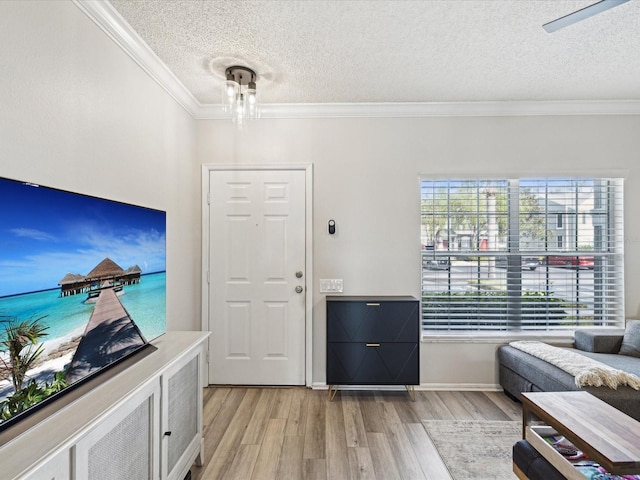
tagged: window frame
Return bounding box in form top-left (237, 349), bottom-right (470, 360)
top-left (420, 177), bottom-right (624, 335)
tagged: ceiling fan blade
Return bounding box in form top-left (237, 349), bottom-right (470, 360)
top-left (543, 0), bottom-right (631, 33)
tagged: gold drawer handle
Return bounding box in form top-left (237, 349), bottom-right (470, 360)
top-left (366, 303), bottom-right (380, 306)
top-left (366, 343), bottom-right (380, 347)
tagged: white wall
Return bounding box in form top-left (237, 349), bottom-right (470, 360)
top-left (198, 115), bottom-right (640, 387)
top-left (0, 2), bottom-right (200, 331)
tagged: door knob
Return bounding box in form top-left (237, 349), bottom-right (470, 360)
top-left (295, 271), bottom-right (303, 278)
top-left (295, 285), bottom-right (304, 294)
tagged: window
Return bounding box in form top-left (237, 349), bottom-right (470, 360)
top-left (420, 178), bottom-right (624, 332)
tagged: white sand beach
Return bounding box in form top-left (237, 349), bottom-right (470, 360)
top-left (40, 327), bottom-right (85, 358)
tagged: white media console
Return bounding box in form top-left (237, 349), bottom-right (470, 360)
top-left (0, 331), bottom-right (209, 480)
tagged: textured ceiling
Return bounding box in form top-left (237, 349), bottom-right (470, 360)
top-left (108, 0), bottom-right (640, 105)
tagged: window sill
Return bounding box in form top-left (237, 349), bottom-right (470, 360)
top-left (421, 330), bottom-right (576, 344)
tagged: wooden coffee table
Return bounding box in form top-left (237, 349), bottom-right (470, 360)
top-left (521, 391), bottom-right (640, 478)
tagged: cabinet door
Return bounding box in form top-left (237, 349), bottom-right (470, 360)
top-left (327, 300), bottom-right (418, 342)
top-left (161, 351), bottom-right (203, 480)
top-left (327, 342), bottom-right (419, 384)
top-left (22, 450), bottom-right (70, 480)
top-left (73, 380), bottom-right (161, 480)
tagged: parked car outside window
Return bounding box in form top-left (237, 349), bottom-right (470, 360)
top-left (546, 255), bottom-right (594, 269)
top-left (423, 257), bottom-right (451, 270)
top-left (422, 245), bottom-right (451, 270)
top-left (495, 256), bottom-right (540, 270)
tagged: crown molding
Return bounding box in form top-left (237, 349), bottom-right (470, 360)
top-left (76, 1), bottom-right (640, 120)
top-left (73, 0), bottom-right (201, 115)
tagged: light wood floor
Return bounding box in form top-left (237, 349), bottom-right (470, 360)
top-left (190, 387), bottom-right (522, 480)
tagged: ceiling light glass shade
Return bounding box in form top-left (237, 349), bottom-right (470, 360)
top-left (246, 81), bottom-right (259, 120)
top-left (223, 76), bottom-right (239, 112)
top-left (223, 66), bottom-right (259, 126)
top-left (233, 93), bottom-right (246, 128)
top-left (247, 102), bottom-right (259, 121)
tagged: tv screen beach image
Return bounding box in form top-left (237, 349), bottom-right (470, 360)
top-left (0, 177), bottom-right (166, 429)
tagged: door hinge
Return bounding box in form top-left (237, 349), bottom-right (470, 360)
top-left (207, 192), bottom-right (211, 205)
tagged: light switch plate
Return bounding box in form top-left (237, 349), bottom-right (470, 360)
top-left (320, 279), bottom-right (343, 293)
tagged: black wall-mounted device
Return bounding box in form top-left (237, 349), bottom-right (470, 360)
top-left (328, 219), bottom-right (336, 235)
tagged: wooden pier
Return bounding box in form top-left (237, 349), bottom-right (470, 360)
top-left (65, 287), bottom-right (147, 383)
top-left (89, 288), bottom-right (131, 328)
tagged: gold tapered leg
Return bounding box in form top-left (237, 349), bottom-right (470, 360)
top-left (328, 385), bottom-right (338, 401)
top-left (405, 385), bottom-right (416, 402)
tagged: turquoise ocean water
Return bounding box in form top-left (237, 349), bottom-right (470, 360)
top-left (0, 272), bottom-right (166, 344)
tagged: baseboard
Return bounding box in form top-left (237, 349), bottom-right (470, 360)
top-left (418, 383), bottom-right (503, 391)
top-left (311, 382), bottom-right (502, 391)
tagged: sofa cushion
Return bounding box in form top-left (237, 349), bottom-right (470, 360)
top-left (620, 320), bottom-right (640, 358)
top-left (567, 350), bottom-right (640, 377)
top-left (498, 346), bottom-right (579, 393)
top-left (574, 328), bottom-right (624, 353)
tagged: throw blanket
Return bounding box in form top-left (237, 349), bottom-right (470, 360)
top-left (509, 340), bottom-right (640, 390)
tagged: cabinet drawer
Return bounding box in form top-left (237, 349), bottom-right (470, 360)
top-left (326, 299), bottom-right (418, 342)
top-left (327, 342), bottom-right (419, 385)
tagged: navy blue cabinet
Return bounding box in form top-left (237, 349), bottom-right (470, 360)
top-left (326, 296), bottom-right (419, 398)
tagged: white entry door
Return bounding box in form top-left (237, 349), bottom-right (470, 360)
top-left (207, 168), bottom-right (307, 385)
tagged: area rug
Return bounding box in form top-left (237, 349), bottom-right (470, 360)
top-left (421, 420), bottom-right (521, 480)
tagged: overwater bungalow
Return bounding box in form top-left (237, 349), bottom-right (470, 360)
top-left (58, 273), bottom-right (90, 297)
top-left (84, 257), bottom-right (126, 302)
top-left (122, 265), bottom-right (142, 285)
top-left (58, 257), bottom-right (142, 300)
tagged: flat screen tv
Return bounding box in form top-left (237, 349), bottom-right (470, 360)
top-left (0, 176), bottom-right (166, 436)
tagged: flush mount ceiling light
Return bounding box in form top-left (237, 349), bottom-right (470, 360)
top-left (222, 65), bottom-right (259, 127)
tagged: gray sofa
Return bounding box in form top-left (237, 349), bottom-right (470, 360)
top-left (498, 326), bottom-right (640, 421)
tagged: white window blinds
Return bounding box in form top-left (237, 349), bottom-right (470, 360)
top-left (420, 178), bottom-right (624, 332)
